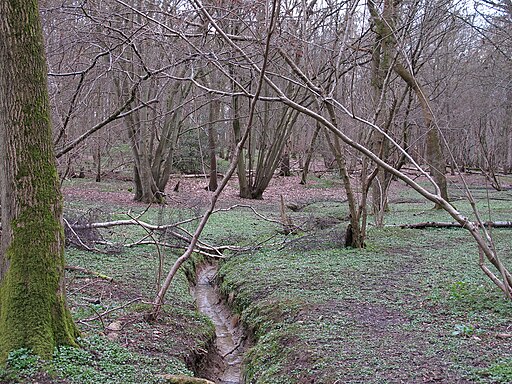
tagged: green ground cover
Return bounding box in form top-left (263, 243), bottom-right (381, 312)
top-left (1, 192), bottom-right (214, 383)
top-left (1, 174), bottom-right (511, 383)
top-left (208, 181), bottom-right (512, 383)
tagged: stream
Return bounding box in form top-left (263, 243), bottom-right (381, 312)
top-left (192, 263), bottom-right (246, 384)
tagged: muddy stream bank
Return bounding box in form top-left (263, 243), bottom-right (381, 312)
top-left (191, 263), bottom-right (247, 384)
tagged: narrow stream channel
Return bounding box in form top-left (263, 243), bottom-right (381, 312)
top-left (193, 263), bottom-right (246, 384)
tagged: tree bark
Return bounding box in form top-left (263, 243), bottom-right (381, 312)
top-left (368, 0), bottom-right (394, 225)
top-left (393, 63), bottom-right (448, 205)
top-left (232, 87), bottom-right (250, 198)
top-left (207, 97), bottom-right (220, 191)
top-left (300, 122), bottom-right (321, 184)
top-left (324, 131), bottom-right (365, 248)
top-left (506, 88), bottom-right (512, 173)
top-left (0, 0), bottom-right (79, 360)
top-left (398, 221), bottom-right (512, 229)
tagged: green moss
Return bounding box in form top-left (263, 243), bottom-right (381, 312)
top-left (0, 203), bottom-right (79, 361)
top-left (0, 2), bottom-right (79, 357)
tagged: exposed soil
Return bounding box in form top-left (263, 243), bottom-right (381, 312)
top-left (62, 173), bottom-right (348, 210)
top-left (62, 171), bottom-right (511, 212)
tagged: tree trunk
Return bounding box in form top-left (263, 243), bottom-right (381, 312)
top-left (232, 90), bottom-right (250, 198)
top-left (325, 132), bottom-right (364, 248)
top-left (207, 97), bottom-right (220, 191)
top-left (153, 72), bottom-right (192, 192)
top-left (0, 0), bottom-right (79, 360)
top-left (94, 139), bottom-right (101, 182)
top-left (126, 109), bottom-right (162, 203)
top-left (248, 105), bottom-right (300, 199)
top-left (506, 89), bottom-right (512, 174)
top-left (507, 134), bottom-right (512, 174)
top-left (394, 63), bottom-right (448, 205)
top-left (279, 152), bottom-right (291, 177)
top-left (300, 122), bottom-right (321, 184)
top-left (369, 2), bottom-right (392, 226)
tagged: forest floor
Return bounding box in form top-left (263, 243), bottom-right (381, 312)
top-left (1, 171), bottom-right (512, 383)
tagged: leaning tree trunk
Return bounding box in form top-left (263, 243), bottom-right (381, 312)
top-left (369, 0), bottom-right (448, 206)
top-left (393, 63), bottom-right (448, 205)
top-left (0, 0), bottom-right (79, 360)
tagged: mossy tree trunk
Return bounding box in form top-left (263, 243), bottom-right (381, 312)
top-left (0, 0), bottom-right (79, 361)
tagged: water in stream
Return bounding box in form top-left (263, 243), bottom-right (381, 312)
top-left (193, 263), bottom-right (246, 384)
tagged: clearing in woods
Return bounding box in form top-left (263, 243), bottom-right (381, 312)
top-left (1, 172), bottom-right (512, 383)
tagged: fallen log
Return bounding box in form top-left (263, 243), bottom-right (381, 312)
top-left (65, 265), bottom-right (113, 281)
top-left (157, 375), bottom-right (215, 384)
top-left (397, 221), bottom-right (512, 229)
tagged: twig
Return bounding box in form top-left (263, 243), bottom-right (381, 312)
top-left (89, 305), bottom-right (106, 330)
top-left (126, 211), bottom-right (164, 291)
top-left (78, 297), bottom-right (143, 323)
top-left (63, 217), bottom-right (103, 253)
top-left (124, 240), bottom-right (227, 258)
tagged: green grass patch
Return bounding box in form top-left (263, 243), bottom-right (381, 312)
top-left (0, 336), bottom-right (192, 384)
top-left (477, 359), bottom-right (512, 383)
top-left (216, 192), bottom-right (512, 383)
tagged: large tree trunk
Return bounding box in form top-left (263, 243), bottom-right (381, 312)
top-left (324, 132), bottom-right (365, 248)
top-left (0, 0), bottom-right (79, 360)
top-left (126, 104), bottom-right (162, 204)
top-left (324, 103), bottom-right (366, 248)
top-left (369, 0), bottom-right (394, 225)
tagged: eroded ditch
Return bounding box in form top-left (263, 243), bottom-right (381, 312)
top-left (191, 262), bottom-right (247, 384)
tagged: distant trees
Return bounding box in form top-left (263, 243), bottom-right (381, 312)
top-left (39, 0), bottom-right (510, 202)
top-left (0, 0), bottom-right (79, 360)
top-left (465, 0), bottom-right (512, 183)
top-left (40, 0), bottom-right (511, 191)
top-left (37, 0), bottom-right (511, 255)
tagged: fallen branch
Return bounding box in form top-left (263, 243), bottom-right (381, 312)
top-left (72, 203), bottom-right (283, 231)
top-left (69, 203), bottom-right (282, 258)
top-left (63, 217), bottom-right (105, 253)
top-left (78, 297), bottom-right (143, 323)
top-left (65, 265), bottom-right (114, 281)
top-left (496, 333), bottom-right (512, 339)
top-left (96, 238), bottom-right (249, 258)
top-left (397, 221), bottom-right (512, 229)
